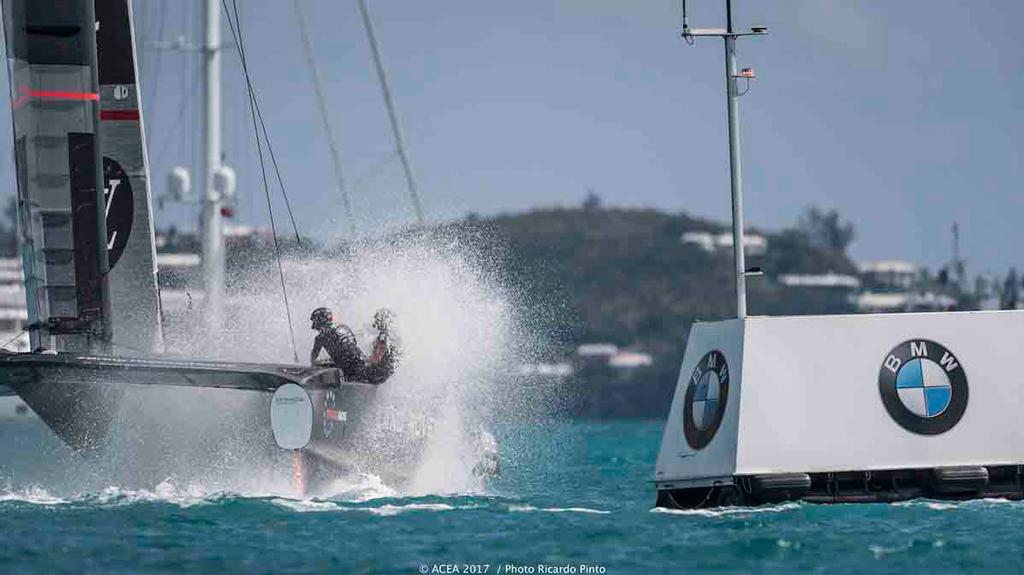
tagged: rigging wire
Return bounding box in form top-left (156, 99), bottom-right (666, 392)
top-left (0, 330), bottom-right (25, 351)
top-left (221, 0), bottom-right (300, 363)
top-left (251, 102), bottom-right (302, 244)
top-left (220, 4), bottom-right (302, 244)
top-left (356, 0), bottom-right (425, 224)
top-left (292, 0), bottom-right (356, 236)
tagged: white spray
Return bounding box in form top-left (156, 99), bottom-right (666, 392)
top-left (152, 233), bottom-right (530, 497)
top-left (0, 232), bottom-right (558, 501)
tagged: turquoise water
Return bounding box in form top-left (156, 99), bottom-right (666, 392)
top-left (1, 418), bottom-right (1022, 574)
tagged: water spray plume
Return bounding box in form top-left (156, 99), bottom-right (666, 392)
top-left (1, 231), bottom-right (566, 502)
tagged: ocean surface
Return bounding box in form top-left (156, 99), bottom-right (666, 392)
top-left (0, 416), bottom-right (1021, 574)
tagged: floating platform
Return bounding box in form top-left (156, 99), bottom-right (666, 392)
top-left (655, 310), bottom-right (1024, 508)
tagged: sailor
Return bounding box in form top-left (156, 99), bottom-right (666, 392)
top-left (309, 307), bottom-right (366, 380)
top-left (309, 307), bottom-right (400, 385)
top-left (362, 308), bottom-right (401, 385)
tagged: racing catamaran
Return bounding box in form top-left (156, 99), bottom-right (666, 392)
top-left (0, 0), bottom-right (368, 489)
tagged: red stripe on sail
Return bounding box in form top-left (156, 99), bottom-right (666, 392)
top-left (13, 87), bottom-right (100, 108)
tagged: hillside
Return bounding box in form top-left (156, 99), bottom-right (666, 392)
top-left (430, 204), bottom-right (858, 416)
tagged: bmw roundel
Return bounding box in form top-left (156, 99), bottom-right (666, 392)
top-left (683, 350), bottom-right (730, 450)
top-left (878, 339), bottom-right (968, 435)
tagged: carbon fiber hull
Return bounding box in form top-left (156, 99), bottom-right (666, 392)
top-left (0, 352), bottom-right (377, 459)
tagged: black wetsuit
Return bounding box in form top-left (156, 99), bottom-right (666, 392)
top-left (310, 323), bottom-right (366, 380)
top-left (311, 323), bottom-right (400, 385)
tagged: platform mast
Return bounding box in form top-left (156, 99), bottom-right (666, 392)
top-left (682, 0), bottom-right (766, 318)
top-left (199, 0), bottom-right (228, 329)
top-left (155, 0), bottom-right (232, 330)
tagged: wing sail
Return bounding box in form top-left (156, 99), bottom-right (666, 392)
top-left (95, 0), bottom-right (163, 354)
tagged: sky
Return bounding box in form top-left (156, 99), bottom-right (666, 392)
top-left (1, 0), bottom-right (1022, 274)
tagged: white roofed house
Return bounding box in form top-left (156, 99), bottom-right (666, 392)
top-left (576, 343), bottom-right (619, 358)
top-left (854, 291), bottom-right (958, 314)
top-left (777, 272), bottom-right (861, 290)
top-left (767, 271), bottom-right (861, 315)
top-left (855, 260), bottom-right (959, 314)
top-left (608, 351), bottom-right (654, 369)
top-left (680, 230), bottom-right (768, 257)
top-left (858, 260), bottom-right (919, 291)
top-left (576, 343), bottom-right (655, 370)
top-left (576, 342), bottom-right (619, 369)
top-left (516, 362), bottom-right (574, 377)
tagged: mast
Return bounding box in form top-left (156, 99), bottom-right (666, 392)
top-left (681, 0), bottom-right (766, 319)
top-left (952, 222), bottom-right (964, 290)
top-left (200, 0), bottom-right (225, 328)
top-left (152, 0), bottom-right (233, 331)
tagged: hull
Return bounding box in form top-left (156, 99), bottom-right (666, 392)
top-left (0, 352), bottom-right (378, 464)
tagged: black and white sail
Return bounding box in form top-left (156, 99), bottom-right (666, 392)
top-left (3, 0), bottom-right (112, 353)
top-left (0, 1), bottom-right (376, 474)
top-left (2, 0), bottom-right (162, 354)
top-left (95, 0), bottom-right (162, 354)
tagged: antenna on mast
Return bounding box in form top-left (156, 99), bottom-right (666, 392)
top-left (952, 222), bottom-right (965, 289)
top-left (680, 0), bottom-right (767, 319)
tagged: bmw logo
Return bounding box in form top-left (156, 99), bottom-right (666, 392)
top-left (878, 339), bottom-right (968, 435)
top-left (683, 350), bottom-right (730, 450)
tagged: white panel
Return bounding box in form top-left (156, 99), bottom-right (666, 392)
top-left (270, 383), bottom-right (313, 450)
top-left (655, 319), bottom-right (744, 483)
top-left (734, 310), bottom-right (1024, 474)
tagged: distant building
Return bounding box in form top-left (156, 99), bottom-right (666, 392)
top-left (855, 291), bottom-right (957, 314)
top-left (778, 272), bottom-right (861, 289)
top-left (0, 258), bottom-right (28, 351)
top-left (859, 260), bottom-right (918, 291)
top-left (516, 362), bottom-right (574, 377)
top-left (576, 343), bottom-right (619, 358)
top-left (681, 231), bottom-right (767, 256)
top-left (608, 351), bottom-right (654, 368)
top-left (576, 344), bottom-right (654, 369)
